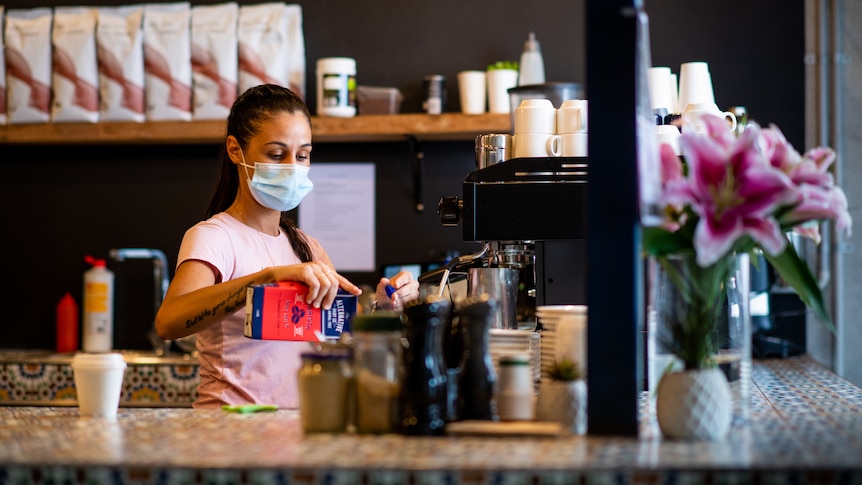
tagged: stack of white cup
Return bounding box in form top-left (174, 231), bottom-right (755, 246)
top-left (556, 99), bottom-right (588, 157)
top-left (513, 98), bottom-right (560, 158)
top-left (512, 98), bottom-right (589, 158)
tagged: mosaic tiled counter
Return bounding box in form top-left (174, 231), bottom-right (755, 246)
top-left (1, 356), bottom-right (860, 484)
top-left (0, 350), bottom-right (198, 408)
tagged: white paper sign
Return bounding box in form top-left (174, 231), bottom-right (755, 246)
top-left (299, 163), bottom-right (375, 271)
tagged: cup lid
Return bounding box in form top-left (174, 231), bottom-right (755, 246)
top-left (72, 352), bottom-right (127, 368)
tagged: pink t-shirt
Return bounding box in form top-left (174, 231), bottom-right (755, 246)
top-left (177, 212), bottom-right (328, 409)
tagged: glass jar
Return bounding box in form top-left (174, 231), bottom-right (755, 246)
top-left (352, 311), bottom-right (403, 434)
top-left (297, 350), bottom-right (353, 433)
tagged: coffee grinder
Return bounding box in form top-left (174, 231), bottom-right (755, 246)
top-left (437, 154), bottom-right (589, 323)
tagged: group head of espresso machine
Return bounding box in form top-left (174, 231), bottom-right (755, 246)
top-left (436, 149), bottom-right (589, 323)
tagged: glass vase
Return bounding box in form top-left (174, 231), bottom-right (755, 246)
top-left (648, 252), bottom-right (751, 424)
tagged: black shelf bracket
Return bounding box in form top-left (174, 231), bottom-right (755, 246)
top-left (406, 135), bottom-right (424, 213)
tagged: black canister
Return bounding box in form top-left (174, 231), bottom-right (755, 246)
top-left (400, 295), bottom-right (451, 435)
top-left (457, 295), bottom-right (499, 421)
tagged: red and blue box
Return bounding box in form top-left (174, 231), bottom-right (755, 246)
top-left (244, 281), bottom-right (357, 341)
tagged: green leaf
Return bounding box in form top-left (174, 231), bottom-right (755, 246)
top-left (642, 226), bottom-right (694, 258)
top-left (763, 244), bottom-right (836, 333)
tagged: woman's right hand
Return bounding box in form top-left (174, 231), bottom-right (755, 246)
top-left (271, 262), bottom-right (362, 310)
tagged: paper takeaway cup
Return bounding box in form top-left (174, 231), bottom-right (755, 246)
top-left (72, 352), bottom-right (127, 419)
top-left (458, 70), bottom-right (487, 114)
top-left (647, 67), bottom-right (675, 115)
top-left (677, 62), bottom-right (715, 114)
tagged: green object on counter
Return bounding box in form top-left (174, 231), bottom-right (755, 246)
top-left (221, 404), bottom-right (279, 414)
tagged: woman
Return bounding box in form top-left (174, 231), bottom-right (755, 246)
top-left (154, 84), bottom-right (418, 409)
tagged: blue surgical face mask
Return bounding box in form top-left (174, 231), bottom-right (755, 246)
top-left (239, 154), bottom-right (314, 212)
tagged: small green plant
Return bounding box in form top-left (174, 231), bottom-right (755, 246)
top-left (548, 356), bottom-right (583, 381)
top-left (487, 60), bottom-right (518, 71)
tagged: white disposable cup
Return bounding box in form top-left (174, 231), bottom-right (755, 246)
top-left (498, 354), bottom-right (533, 394)
top-left (561, 133), bottom-right (588, 157)
top-left (514, 98), bottom-right (556, 134)
top-left (556, 99), bottom-right (588, 134)
top-left (647, 67), bottom-right (675, 114)
top-left (513, 133), bottom-right (561, 158)
top-left (656, 124), bottom-right (681, 155)
top-left (458, 70), bottom-right (487, 114)
top-left (486, 69), bottom-right (519, 114)
top-left (72, 352), bottom-right (127, 419)
top-left (553, 313), bottom-right (587, 375)
top-left (682, 102), bottom-right (737, 133)
top-left (677, 62), bottom-right (715, 113)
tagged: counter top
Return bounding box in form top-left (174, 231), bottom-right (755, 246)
top-left (1, 357), bottom-right (860, 484)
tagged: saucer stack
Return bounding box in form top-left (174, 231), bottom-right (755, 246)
top-left (489, 329), bottom-right (541, 388)
top-left (536, 305), bottom-right (588, 380)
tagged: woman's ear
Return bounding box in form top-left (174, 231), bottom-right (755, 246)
top-left (225, 135), bottom-right (242, 165)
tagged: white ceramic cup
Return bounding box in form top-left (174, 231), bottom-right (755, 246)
top-left (560, 133), bottom-right (588, 157)
top-left (72, 352), bottom-right (127, 419)
top-left (486, 69), bottom-right (519, 114)
top-left (682, 102), bottom-right (737, 133)
top-left (514, 98), bottom-right (556, 134)
top-left (656, 124), bottom-right (681, 155)
top-left (514, 132), bottom-right (561, 158)
top-left (556, 99), bottom-right (588, 134)
top-left (647, 67), bottom-right (675, 115)
top-left (677, 62), bottom-right (716, 114)
top-left (457, 70), bottom-right (487, 114)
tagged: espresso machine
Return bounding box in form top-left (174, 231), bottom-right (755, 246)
top-left (436, 154), bottom-right (589, 319)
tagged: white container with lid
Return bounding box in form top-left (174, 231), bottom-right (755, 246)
top-left (72, 352), bottom-right (127, 419)
top-left (316, 57), bottom-right (356, 117)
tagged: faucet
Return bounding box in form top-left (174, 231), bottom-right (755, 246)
top-left (109, 248), bottom-right (184, 356)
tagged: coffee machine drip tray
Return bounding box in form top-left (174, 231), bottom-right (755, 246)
top-left (449, 156), bottom-right (588, 243)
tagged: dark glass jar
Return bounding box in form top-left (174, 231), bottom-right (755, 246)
top-left (399, 295), bottom-right (451, 436)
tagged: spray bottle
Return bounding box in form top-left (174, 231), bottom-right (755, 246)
top-left (518, 32), bottom-right (546, 86)
top-left (83, 255), bottom-right (114, 352)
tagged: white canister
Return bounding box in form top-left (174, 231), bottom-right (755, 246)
top-left (316, 57), bottom-right (356, 117)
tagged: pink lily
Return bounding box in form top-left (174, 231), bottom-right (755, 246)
top-left (678, 115), bottom-right (797, 267)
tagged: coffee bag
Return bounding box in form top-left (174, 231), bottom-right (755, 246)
top-left (143, 2), bottom-right (192, 121)
top-left (191, 2), bottom-right (238, 120)
top-left (97, 5), bottom-right (145, 122)
top-left (5, 7), bottom-right (53, 124)
top-left (52, 7), bottom-right (99, 123)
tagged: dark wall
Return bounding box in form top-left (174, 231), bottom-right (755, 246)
top-left (1, 0), bottom-right (803, 350)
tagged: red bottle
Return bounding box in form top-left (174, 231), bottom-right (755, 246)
top-left (56, 292), bottom-right (79, 353)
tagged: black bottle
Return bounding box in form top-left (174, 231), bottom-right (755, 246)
top-left (457, 295), bottom-right (499, 421)
top-left (399, 295), bottom-right (451, 435)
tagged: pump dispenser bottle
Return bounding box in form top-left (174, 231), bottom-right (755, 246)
top-left (518, 32), bottom-right (545, 86)
top-left (83, 255), bottom-right (114, 353)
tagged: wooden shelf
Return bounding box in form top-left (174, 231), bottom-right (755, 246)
top-left (0, 113), bottom-right (511, 145)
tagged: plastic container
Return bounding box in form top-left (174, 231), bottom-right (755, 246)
top-left (357, 86), bottom-right (403, 115)
top-left (83, 256), bottom-right (114, 353)
top-left (298, 350), bottom-right (353, 433)
top-left (56, 292), bottom-right (79, 353)
top-left (352, 312), bottom-right (403, 434)
top-left (316, 57), bottom-right (357, 117)
top-left (518, 32), bottom-right (545, 86)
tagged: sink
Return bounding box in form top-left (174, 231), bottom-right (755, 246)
top-left (0, 349), bottom-right (199, 407)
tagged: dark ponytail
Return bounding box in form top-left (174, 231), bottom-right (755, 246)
top-left (206, 84), bottom-right (314, 262)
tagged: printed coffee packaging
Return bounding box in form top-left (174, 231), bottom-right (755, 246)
top-left (5, 7), bottom-right (53, 124)
top-left (238, 3), bottom-right (305, 97)
top-left (283, 5), bottom-right (306, 99)
top-left (245, 281), bottom-right (357, 342)
top-left (143, 2), bottom-right (192, 121)
top-left (97, 5), bottom-right (145, 122)
top-left (52, 7), bottom-right (99, 123)
top-left (0, 6), bottom-right (6, 125)
top-left (191, 2), bottom-right (238, 120)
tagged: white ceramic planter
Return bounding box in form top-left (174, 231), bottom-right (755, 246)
top-left (656, 368), bottom-right (732, 440)
top-left (535, 379), bottom-right (586, 435)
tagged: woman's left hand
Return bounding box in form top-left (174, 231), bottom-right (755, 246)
top-left (376, 271), bottom-right (420, 311)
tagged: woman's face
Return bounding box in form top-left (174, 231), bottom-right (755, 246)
top-left (229, 110), bottom-right (312, 168)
